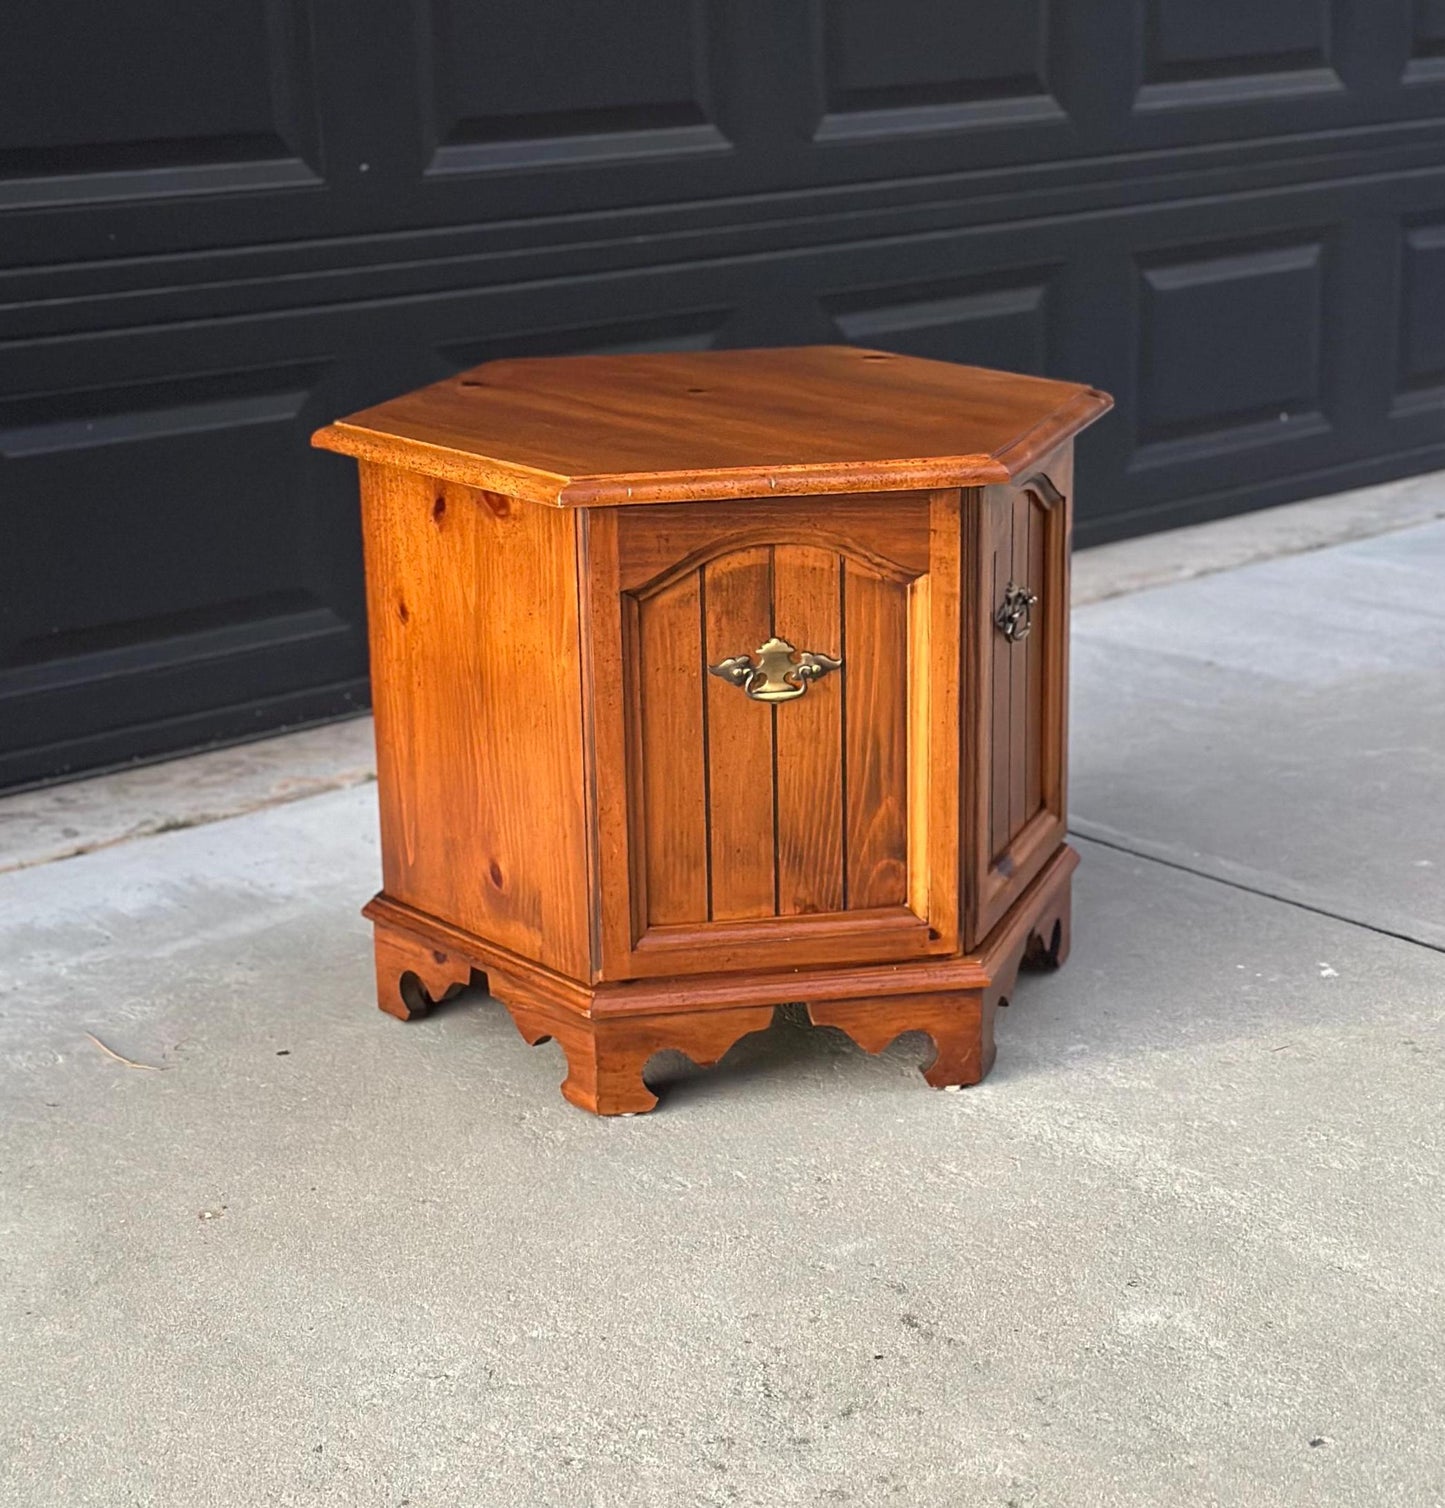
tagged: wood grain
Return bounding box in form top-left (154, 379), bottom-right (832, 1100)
top-left (615, 492), bottom-right (929, 591)
top-left (702, 547), bottom-right (776, 920)
top-left (373, 919), bottom-right (472, 1021)
top-left (632, 577), bottom-right (709, 926)
top-left (503, 995), bottom-right (777, 1116)
top-left (1007, 489), bottom-right (1031, 839)
top-left (915, 487), bottom-right (963, 944)
top-left (1039, 449), bottom-right (1075, 863)
top-left (576, 507), bottom-right (627, 977)
top-left (330, 348), bottom-right (1104, 1112)
top-left (967, 455), bottom-right (1072, 946)
top-left (1024, 489), bottom-right (1047, 821)
top-left (315, 348), bottom-right (1111, 506)
top-left (843, 563), bottom-right (909, 910)
top-left (988, 526), bottom-right (1012, 864)
top-left (591, 488), bottom-right (957, 978)
top-left (366, 843), bottom-right (1075, 1021)
top-left (772, 546), bottom-right (844, 915)
top-left (359, 464), bottom-right (591, 977)
top-left (808, 992), bottom-right (993, 1089)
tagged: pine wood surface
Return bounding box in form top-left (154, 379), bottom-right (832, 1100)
top-left (358, 463), bottom-right (592, 979)
top-left (316, 349), bottom-right (1112, 1114)
top-left (314, 346), bottom-right (1110, 506)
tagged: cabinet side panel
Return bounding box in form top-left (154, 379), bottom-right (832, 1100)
top-left (988, 521), bottom-right (1013, 861)
top-left (1006, 490), bottom-right (1033, 840)
top-left (965, 447), bottom-right (1073, 947)
top-left (1024, 496), bottom-right (1047, 820)
top-left (359, 463), bottom-right (589, 978)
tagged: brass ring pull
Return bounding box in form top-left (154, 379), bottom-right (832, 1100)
top-left (708, 636), bottom-right (842, 703)
top-left (995, 583), bottom-right (1037, 644)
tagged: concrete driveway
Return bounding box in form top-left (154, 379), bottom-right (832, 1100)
top-left (1, 519), bottom-right (1441, 1507)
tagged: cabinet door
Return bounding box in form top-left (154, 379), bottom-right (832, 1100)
top-left (966, 459), bottom-right (1071, 946)
top-left (584, 492), bottom-right (961, 980)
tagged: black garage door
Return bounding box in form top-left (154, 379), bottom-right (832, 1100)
top-left (4, 1), bottom-right (1445, 788)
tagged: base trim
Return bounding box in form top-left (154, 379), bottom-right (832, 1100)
top-left (364, 843), bottom-right (1077, 1115)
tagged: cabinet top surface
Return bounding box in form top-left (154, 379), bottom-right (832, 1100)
top-left (313, 346), bottom-right (1111, 507)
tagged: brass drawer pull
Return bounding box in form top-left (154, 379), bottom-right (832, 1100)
top-left (995, 583), bottom-right (1037, 644)
top-left (708, 636), bottom-right (842, 703)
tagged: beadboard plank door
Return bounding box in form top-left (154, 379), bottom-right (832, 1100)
top-left (585, 489), bottom-right (961, 981)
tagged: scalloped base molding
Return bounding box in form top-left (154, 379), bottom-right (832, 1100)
top-left (364, 844), bottom-right (1075, 1116)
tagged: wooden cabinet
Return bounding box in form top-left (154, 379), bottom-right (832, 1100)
top-left (315, 347), bottom-right (1110, 1114)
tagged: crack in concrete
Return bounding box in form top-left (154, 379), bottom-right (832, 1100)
top-left (1070, 823), bottom-right (1445, 958)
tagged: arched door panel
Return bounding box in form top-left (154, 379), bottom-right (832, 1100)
top-left (584, 491), bottom-right (961, 981)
